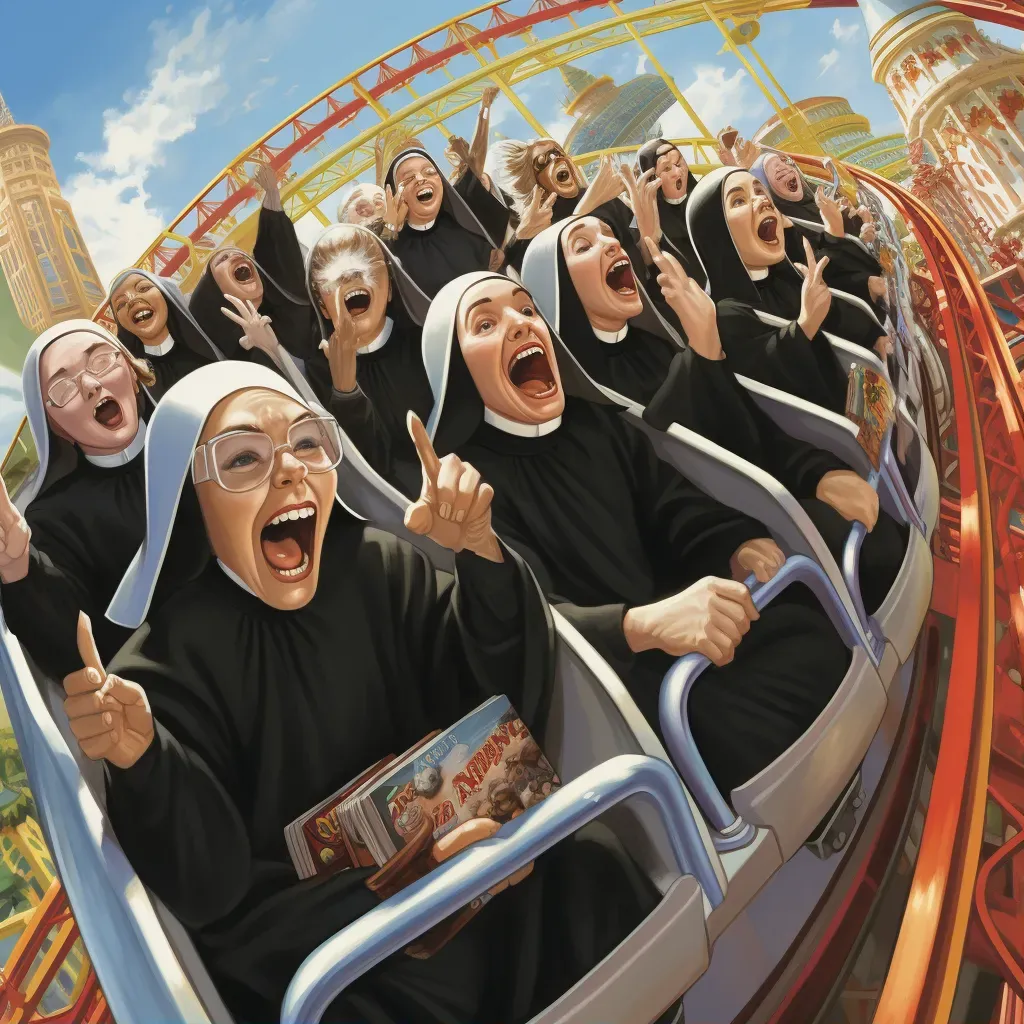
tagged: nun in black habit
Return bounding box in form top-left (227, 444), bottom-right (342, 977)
top-left (304, 222), bottom-right (433, 494)
top-left (422, 271), bottom-right (851, 800)
top-left (521, 218), bottom-right (907, 615)
top-left (83, 361), bottom-right (669, 1024)
top-left (108, 269), bottom-right (220, 402)
top-left (750, 153), bottom-right (888, 317)
top-left (687, 167), bottom-right (890, 414)
top-left (382, 147), bottom-right (503, 298)
top-left (0, 322), bottom-right (151, 680)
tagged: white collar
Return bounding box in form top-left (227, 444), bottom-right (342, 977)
top-left (409, 218), bottom-right (436, 231)
top-left (83, 418), bottom-right (147, 468)
top-left (592, 324), bottom-right (629, 344)
top-left (358, 317), bottom-right (394, 355)
top-left (143, 334), bottom-right (175, 357)
top-left (218, 559), bottom-right (258, 598)
top-left (664, 194), bottom-right (686, 206)
top-left (484, 407), bottom-right (562, 437)
top-left (746, 266), bottom-right (770, 281)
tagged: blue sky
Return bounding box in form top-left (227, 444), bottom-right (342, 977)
top-left (1, 0), bottom-right (1021, 284)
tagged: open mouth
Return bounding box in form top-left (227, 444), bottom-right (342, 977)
top-left (555, 166), bottom-right (571, 184)
top-left (415, 186), bottom-right (435, 203)
top-left (605, 257), bottom-right (636, 295)
top-left (757, 215), bottom-right (779, 243)
top-left (674, 177), bottom-right (684, 191)
top-left (344, 288), bottom-right (371, 316)
top-left (131, 307), bottom-right (154, 325)
top-left (234, 263), bottom-right (254, 283)
top-left (260, 502), bottom-right (317, 581)
top-left (785, 177), bottom-right (800, 193)
top-left (507, 342), bottom-right (557, 399)
top-left (93, 397), bottom-right (124, 429)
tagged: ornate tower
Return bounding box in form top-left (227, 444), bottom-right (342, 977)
top-left (0, 92), bottom-right (105, 334)
top-left (860, 0), bottom-right (1024, 241)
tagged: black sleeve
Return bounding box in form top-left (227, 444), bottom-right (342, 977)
top-left (328, 386), bottom-right (397, 482)
top-left (253, 207), bottom-right (308, 299)
top-left (505, 236), bottom-right (529, 274)
top-left (453, 173), bottom-right (510, 248)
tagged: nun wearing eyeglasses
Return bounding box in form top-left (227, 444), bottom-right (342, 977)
top-left (0, 322), bottom-right (153, 680)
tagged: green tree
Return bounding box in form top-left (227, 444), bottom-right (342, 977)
top-left (0, 864), bottom-right (32, 921)
top-left (0, 264), bottom-right (33, 375)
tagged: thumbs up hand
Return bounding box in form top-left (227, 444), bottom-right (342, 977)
top-left (0, 475), bottom-right (30, 584)
top-left (62, 612), bottom-right (153, 768)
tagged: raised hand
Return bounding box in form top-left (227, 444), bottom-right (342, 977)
top-left (874, 335), bottom-right (894, 360)
top-left (814, 185), bottom-right (845, 237)
top-left (868, 275), bottom-right (888, 302)
top-left (516, 187), bottom-right (557, 241)
top-left (729, 538), bottom-right (785, 584)
top-left (0, 476), bottom-right (30, 584)
top-left (220, 294), bottom-right (280, 356)
top-left (734, 136), bottom-right (760, 169)
top-left (623, 576), bottom-right (759, 666)
top-left (795, 237), bottom-right (832, 339)
top-left (445, 136), bottom-right (472, 175)
top-left (253, 162), bottom-right (282, 212)
top-left (574, 155), bottom-right (623, 217)
top-left (62, 612), bottom-right (153, 769)
top-left (479, 86), bottom-right (500, 110)
top-left (621, 166), bottom-right (661, 259)
top-left (318, 293), bottom-right (360, 393)
top-left (645, 236), bottom-right (721, 360)
top-left (405, 413), bottom-right (502, 562)
top-left (383, 184), bottom-right (409, 237)
top-left (815, 470), bottom-right (879, 530)
top-left (715, 126), bottom-right (739, 166)
top-left (860, 223), bottom-right (878, 245)
top-left (432, 817), bottom-right (533, 896)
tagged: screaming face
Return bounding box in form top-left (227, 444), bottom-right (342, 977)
top-left (195, 388), bottom-right (337, 610)
top-left (111, 273), bottom-right (170, 345)
top-left (340, 184), bottom-right (386, 227)
top-left (39, 331), bottom-right (141, 457)
top-left (763, 155), bottom-right (804, 202)
top-left (533, 142), bottom-right (579, 199)
top-left (211, 249), bottom-right (265, 306)
top-left (394, 155), bottom-right (443, 226)
top-left (560, 216), bottom-right (643, 333)
top-left (724, 172), bottom-right (785, 269)
top-left (457, 278), bottom-right (565, 426)
top-left (654, 144), bottom-right (688, 201)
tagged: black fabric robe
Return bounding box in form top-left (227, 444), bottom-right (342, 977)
top-left (454, 171), bottom-right (514, 249)
top-left (1, 450), bottom-right (145, 679)
top-left (105, 515), bottom-right (664, 1023)
top-left (456, 399), bottom-right (850, 798)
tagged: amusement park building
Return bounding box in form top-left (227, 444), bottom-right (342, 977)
top-left (753, 97), bottom-right (912, 181)
top-left (0, 92), bottom-right (105, 336)
top-left (560, 65), bottom-right (675, 161)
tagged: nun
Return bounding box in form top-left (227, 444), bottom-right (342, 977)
top-left (750, 154), bottom-right (888, 315)
top-left (382, 147), bottom-right (503, 297)
top-left (108, 269), bottom-right (221, 402)
top-left (521, 219), bottom-right (907, 614)
top-left (337, 182), bottom-right (387, 234)
top-left (633, 138), bottom-right (706, 289)
top-left (0, 322), bottom-right (151, 680)
top-left (304, 223), bottom-right (432, 493)
top-left (60, 361), bottom-right (669, 1024)
top-left (421, 271), bottom-right (851, 797)
top-left (687, 167), bottom-right (891, 413)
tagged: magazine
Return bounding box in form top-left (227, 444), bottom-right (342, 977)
top-left (284, 695), bottom-right (560, 880)
top-left (845, 364), bottom-right (895, 470)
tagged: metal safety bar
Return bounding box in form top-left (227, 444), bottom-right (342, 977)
top-left (658, 555), bottom-right (866, 851)
top-left (281, 754), bottom-right (721, 1023)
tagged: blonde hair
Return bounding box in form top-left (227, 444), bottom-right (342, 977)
top-left (308, 226), bottom-right (388, 308)
top-left (492, 138), bottom-right (583, 204)
top-left (127, 350), bottom-right (157, 389)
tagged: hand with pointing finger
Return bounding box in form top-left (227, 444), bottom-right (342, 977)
top-left (0, 475), bottom-right (30, 584)
top-left (63, 612), bottom-right (153, 769)
top-left (221, 294), bottom-right (280, 357)
top-left (621, 166), bottom-right (661, 260)
top-left (319, 292), bottom-right (361, 394)
top-left (644, 236), bottom-right (721, 360)
top-left (404, 413), bottom-right (502, 563)
top-left (795, 237), bottom-right (832, 339)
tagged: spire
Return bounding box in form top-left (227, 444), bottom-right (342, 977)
top-left (0, 92), bottom-right (12, 128)
top-left (560, 65), bottom-right (598, 100)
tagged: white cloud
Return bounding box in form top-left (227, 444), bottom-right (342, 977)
top-left (636, 53), bottom-right (648, 75)
top-left (818, 49), bottom-right (840, 76)
top-left (657, 65), bottom-right (759, 137)
top-left (293, 211), bottom-right (329, 249)
top-left (831, 19), bottom-right (860, 42)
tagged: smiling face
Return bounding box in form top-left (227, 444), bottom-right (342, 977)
top-left (310, 228), bottom-right (391, 345)
top-left (39, 331), bottom-right (141, 456)
top-left (456, 278), bottom-right (564, 425)
top-left (654, 144), bottom-right (689, 200)
top-left (763, 155), bottom-right (804, 202)
top-left (195, 388), bottom-right (337, 610)
top-left (723, 172), bottom-right (786, 270)
top-left (111, 274), bottom-right (170, 345)
top-left (394, 155), bottom-right (443, 226)
top-left (210, 249), bottom-right (265, 306)
top-left (341, 184), bottom-right (386, 226)
top-left (532, 142), bottom-right (579, 199)
top-left (560, 217), bottom-right (643, 332)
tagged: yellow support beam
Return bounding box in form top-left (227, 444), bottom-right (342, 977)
top-left (404, 83), bottom-right (453, 141)
top-left (352, 81), bottom-right (390, 121)
top-left (463, 38), bottom-right (549, 138)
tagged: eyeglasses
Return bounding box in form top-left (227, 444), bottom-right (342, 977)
top-left (532, 148), bottom-right (566, 172)
top-left (192, 416), bottom-right (344, 493)
top-left (398, 164), bottom-right (439, 189)
top-left (46, 346), bottom-right (123, 408)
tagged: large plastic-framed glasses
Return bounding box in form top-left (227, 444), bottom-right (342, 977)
top-left (397, 163), bottom-right (439, 189)
top-left (533, 148), bottom-right (566, 172)
top-left (191, 416), bottom-right (344, 493)
top-left (46, 346), bottom-right (123, 408)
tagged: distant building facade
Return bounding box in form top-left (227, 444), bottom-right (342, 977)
top-left (0, 92), bottom-right (105, 335)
